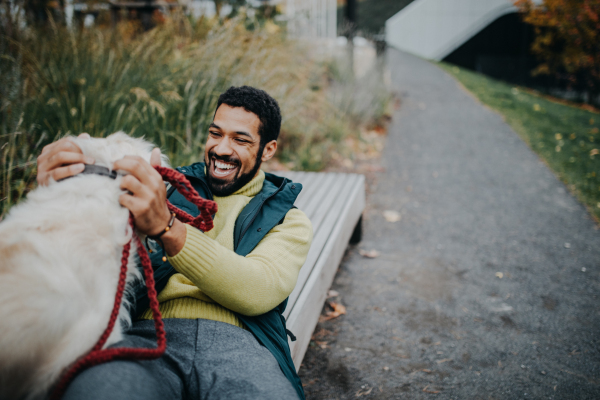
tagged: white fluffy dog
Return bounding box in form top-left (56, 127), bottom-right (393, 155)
top-left (0, 132), bottom-right (168, 400)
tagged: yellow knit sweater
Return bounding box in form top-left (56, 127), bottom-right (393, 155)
top-left (139, 170), bottom-right (313, 329)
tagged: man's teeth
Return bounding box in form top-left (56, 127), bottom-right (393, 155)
top-left (215, 161), bottom-right (235, 170)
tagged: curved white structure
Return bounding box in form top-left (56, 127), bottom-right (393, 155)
top-left (385, 0), bottom-right (542, 61)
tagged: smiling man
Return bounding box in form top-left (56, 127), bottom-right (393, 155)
top-left (37, 86), bottom-right (312, 400)
top-left (205, 102), bottom-right (275, 196)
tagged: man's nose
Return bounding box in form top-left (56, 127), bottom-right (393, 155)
top-left (213, 137), bottom-right (234, 156)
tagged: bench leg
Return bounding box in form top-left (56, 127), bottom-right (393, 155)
top-left (349, 215), bottom-right (363, 244)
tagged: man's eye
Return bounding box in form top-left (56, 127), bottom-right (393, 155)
top-left (209, 131), bottom-right (221, 137)
top-left (235, 138), bottom-right (249, 143)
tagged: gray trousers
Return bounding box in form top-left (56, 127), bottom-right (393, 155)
top-left (63, 318), bottom-right (298, 400)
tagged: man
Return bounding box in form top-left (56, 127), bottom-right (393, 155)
top-left (36, 86), bottom-right (313, 400)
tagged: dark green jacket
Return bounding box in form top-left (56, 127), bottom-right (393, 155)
top-left (131, 162), bottom-right (305, 400)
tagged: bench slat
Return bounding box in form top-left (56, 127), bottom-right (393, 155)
top-left (305, 173), bottom-right (355, 234)
top-left (280, 173), bottom-right (358, 310)
top-left (278, 172), bottom-right (362, 310)
top-left (293, 173), bottom-right (335, 219)
top-left (287, 172), bottom-right (311, 205)
top-left (286, 174), bottom-right (365, 369)
top-left (270, 171), bottom-right (365, 370)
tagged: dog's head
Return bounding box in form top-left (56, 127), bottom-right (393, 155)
top-left (70, 131), bottom-right (170, 169)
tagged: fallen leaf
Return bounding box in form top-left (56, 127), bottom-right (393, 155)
top-left (436, 358), bottom-right (452, 364)
top-left (329, 302), bottom-right (346, 315)
top-left (359, 249), bottom-right (380, 258)
top-left (383, 210), bottom-right (401, 222)
top-left (495, 272), bottom-right (504, 279)
top-left (315, 341), bottom-right (328, 349)
top-left (423, 385), bottom-right (440, 394)
top-left (319, 301), bottom-right (347, 322)
top-left (311, 328), bottom-right (333, 340)
top-left (327, 290), bottom-right (339, 298)
top-left (355, 387), bottom-right (373, 397)
top-left (302, 379), bottom-right (318, 387)
top-left (491, 303), bottom-right (513, 313)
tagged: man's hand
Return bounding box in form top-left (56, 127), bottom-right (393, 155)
top-left (114, 149), bottom-right (186, 256)
top-left (37, 133), bottom-right (95, 185)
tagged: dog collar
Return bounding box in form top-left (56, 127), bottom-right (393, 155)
top-left (58, 164), bottom-right (118, 181)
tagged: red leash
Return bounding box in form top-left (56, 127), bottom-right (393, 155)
top-left (50, 166), bottom-right (217, 399)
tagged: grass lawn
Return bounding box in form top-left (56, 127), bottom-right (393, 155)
top-left (439, 63), bottom-right (600, 222)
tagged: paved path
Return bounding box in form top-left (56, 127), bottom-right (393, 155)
top-left (299, 49), bottom-right (600, 399)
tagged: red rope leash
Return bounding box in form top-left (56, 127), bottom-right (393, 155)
top-left (50, 166), bottom-right (217, 399)
top-left (155, 166), bottom-right (217, 232)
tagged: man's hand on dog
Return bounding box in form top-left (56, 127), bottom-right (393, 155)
top-left (37, 133), bottom-right (95, 185)
top-left (115, 149), bottom-right (187, 256)
top-left (37, 135), bottom-right (186, 257)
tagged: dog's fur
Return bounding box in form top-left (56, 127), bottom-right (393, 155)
top-left (0, 132), bottom-right (168, 400)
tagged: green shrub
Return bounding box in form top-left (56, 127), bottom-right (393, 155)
top-left (0, 16), bottom-right (390, 217)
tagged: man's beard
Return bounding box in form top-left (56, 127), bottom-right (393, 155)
top-left (205, 148), bottom-right (263, 197)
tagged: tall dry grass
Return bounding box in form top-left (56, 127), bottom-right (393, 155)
top-left (0, 15), bottom-right (391, 217)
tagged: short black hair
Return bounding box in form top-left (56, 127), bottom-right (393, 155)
top-left (216, 86), bottom-right (281, 146)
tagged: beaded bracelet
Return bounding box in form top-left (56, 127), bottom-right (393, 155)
top-left (146, 212), bottom-right (176, 262)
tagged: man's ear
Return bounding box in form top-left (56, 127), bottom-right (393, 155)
top-left (261, 140), bottom-right (277, 162)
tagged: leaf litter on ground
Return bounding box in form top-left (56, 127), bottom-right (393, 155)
top-left (423, 385), bottom-right (440, 394)
top-left (358, 249), bottom-right (380, 258)
top-left (319, 301), bottom-right (347, 322)
top-left (311, 328), bottom-right (334, 340)
top-left (383, 210), bottom-right (401, 222)
top-left (314, 341), bottom-right (328, 349)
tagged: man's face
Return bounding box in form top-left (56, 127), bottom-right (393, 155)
top-left (204, 104), bottom-right (275, 196)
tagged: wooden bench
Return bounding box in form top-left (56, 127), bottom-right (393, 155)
top-left (277, 171), bottom-right (366, 370)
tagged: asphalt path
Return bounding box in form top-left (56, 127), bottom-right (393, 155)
top-left (299, 49), bottom-right (600, 399)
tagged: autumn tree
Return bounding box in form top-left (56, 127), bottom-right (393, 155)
top-left (515, 0), bottom-right (600, 105)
